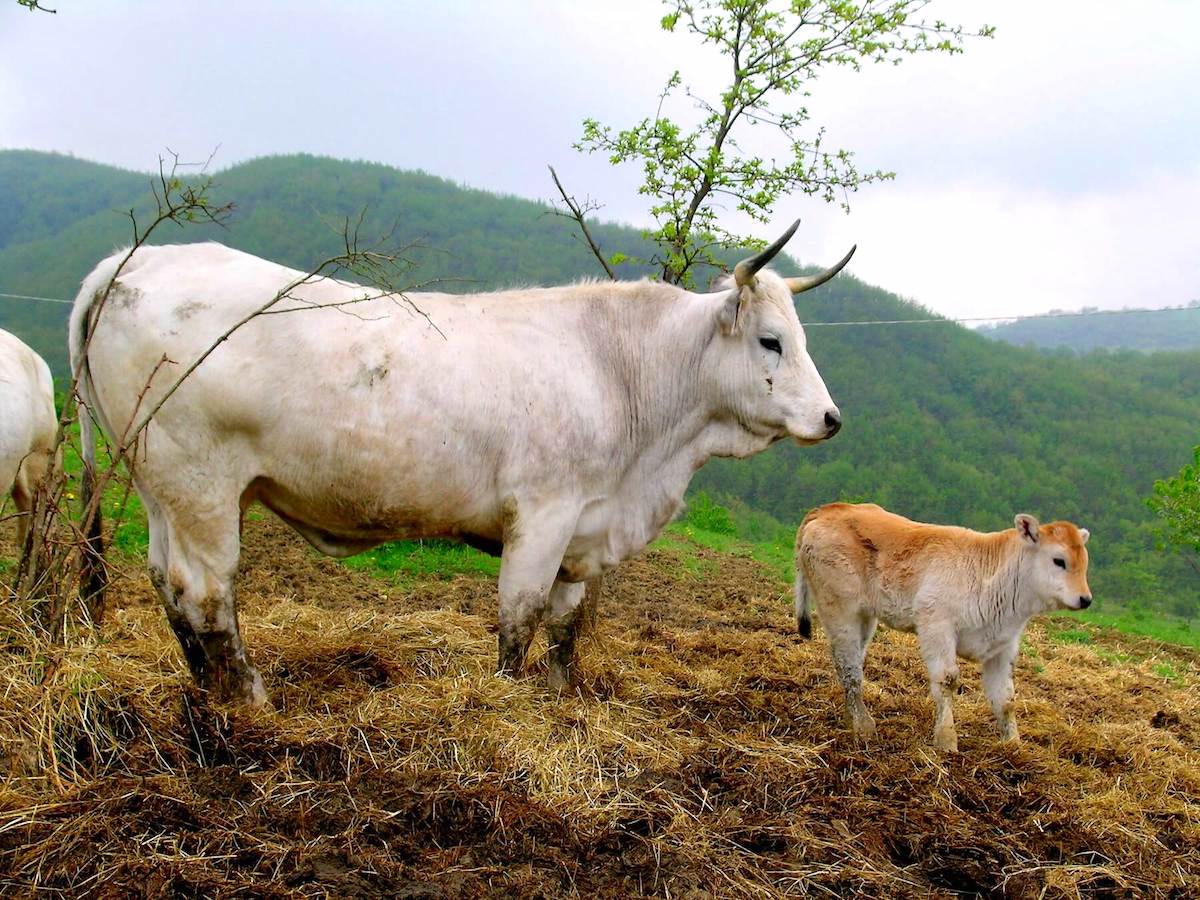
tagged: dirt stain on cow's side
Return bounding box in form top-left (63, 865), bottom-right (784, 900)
top-left (174, 299), bottom-right (211, 320)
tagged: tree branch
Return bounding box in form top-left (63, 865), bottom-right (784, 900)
top-left (548, 165), bottom-right (616, 281)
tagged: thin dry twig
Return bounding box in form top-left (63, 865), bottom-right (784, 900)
top-left (547, 165), bottom-right (616, 281)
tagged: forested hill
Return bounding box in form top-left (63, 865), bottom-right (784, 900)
top-left (0, 150), bottom-right (672, 374)
top-left (1, 150), bottom-right (1198, 618)
top-left (980, 304), bottom-right (1200, 352)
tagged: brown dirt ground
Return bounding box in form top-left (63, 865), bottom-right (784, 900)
top-left (1, 518), bottom-right (1198, 898)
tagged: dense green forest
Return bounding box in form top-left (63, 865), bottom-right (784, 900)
top-left (1, 150), bottom-right (1198, 620)
top-left (980, 303), bottom-right (1200, 353)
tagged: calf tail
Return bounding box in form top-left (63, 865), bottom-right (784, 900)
top-left (794, 567), bottom-right (813, 638)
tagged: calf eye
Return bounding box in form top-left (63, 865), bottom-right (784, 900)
top-left (1053, 557), bottom-right (1066, 569)
top-left (759, 336), bottom-right (782, 355)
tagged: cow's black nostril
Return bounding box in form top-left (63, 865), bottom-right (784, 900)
top-left (824, 409), bottom-right (842, 436)
top-left (1079, 596), bottom-right (1092, 609)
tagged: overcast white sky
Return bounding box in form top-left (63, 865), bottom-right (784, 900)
top-left (2, 1), bottom-right (1198, 319)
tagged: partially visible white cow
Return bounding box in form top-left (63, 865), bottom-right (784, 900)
top-left (795, 503), bottom-right (1092, 751)
top-left (72, 221), bottom-right (853, 705)
top-left (0, 329), bottom-right (56, 554)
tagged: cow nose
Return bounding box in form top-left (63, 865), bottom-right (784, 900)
top-left (824, 409), bottom-right (842, 437)
top-left (1079, 595), bottom-right (1092, 609)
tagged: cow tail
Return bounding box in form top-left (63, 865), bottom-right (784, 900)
top-left (70, 253), bottom-right (124, 608)
top-left (794, 567), bottom-right (813, 638)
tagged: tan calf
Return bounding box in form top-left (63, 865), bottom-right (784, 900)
top-left (795, 503), bottom-right (1091, 751)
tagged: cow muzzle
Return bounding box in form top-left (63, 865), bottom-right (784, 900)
top-left (792, 405), bottom-right (842, 445)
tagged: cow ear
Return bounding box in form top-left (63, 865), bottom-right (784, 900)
top-left (717, 287), bottom-right (746, 336)
top-left (709, 272), bottom-right (735, 293)
top-left (1015, 513), bottom-right (1040, 543)
top-left (1078, 528), bottom-right (1090, 545)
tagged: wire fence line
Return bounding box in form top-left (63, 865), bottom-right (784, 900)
top-left (3, 288), bottom-right (1199, 328)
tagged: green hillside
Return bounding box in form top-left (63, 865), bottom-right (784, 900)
top-left (980, 304), bottom-right (1200, 352)
top-left (1, 150), bottom-right (1197, 621)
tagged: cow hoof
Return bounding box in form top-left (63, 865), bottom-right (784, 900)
top-left (205, 667), bottom-right (269, 708)
top-left (546, 665), bottom-right (571, 693)
top-left (999, 726), bottom-right (1020, 744)
top-left (246, 671), bottom-right (269, 709)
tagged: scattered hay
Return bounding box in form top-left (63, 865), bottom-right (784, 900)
top-left (1, 519), bottom-right (1197, 897)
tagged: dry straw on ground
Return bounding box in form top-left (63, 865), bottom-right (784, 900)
top-left (1, 519), bottom-right (1197, 898)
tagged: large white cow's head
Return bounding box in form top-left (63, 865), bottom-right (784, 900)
top-left (706, 221), bottom-right (852, 449)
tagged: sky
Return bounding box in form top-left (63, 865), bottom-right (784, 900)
top-left (1, 0), bottom-right (1198, 320)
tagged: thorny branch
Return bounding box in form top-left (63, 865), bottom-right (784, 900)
top-left (547, 166), bottom-right (616, 281)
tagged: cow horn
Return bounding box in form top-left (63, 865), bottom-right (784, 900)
top-left (733, 219), bottom-right (801, 288)
top-left (784, 245), bottom-right (857, 295)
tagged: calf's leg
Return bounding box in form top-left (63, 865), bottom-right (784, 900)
top-left (982, 642), bottom-right (1020, 742)
top-left (822, 602), bottom-right (877, 740)
top-left (919, 630), bottom-right (960, 752)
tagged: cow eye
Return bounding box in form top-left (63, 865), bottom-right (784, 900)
top-left (759, 336), bottom-right (782, 355)
top-left (1053, 557), bottom-right (1066, 569)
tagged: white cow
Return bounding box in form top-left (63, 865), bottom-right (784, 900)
top-left (0, 329), bottom-right (56, 555)
top-left (795, 503), bottom-right (1092, 751)
top-left (71, 223), bottom-right (852, 705)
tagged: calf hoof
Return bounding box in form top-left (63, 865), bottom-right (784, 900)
top-left (852, 717), bottom-right (877, 744)
top-left (933, 730), bottom-right (959, 753)
top-left (999, 724), bottom-right (1020, 743)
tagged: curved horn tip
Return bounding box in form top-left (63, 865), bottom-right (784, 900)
top-left (734, 218), bottom-right (804, 287)
top-left (784, 243), bottom-right (858, 295)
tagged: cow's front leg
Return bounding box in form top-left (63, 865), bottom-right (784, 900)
top-left (496, 504), bottom-right (577, 679)
top-left (919, 629), bottom-right (960, 752)
top-left (544, 579), bottom-right (586, 691)
top-left (982, 642), bottom-right (1020, 742)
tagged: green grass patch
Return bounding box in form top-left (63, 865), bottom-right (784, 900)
top-left (1074, 608), bottom-right (1200, 651)
top-left (1153, 661), bottom-right (1182, 682)
top-left (1044, 626), bottom-right (1093, 646)
top-left (340, 539), bottom-right (499, 585)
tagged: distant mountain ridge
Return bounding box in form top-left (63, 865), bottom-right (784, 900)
top-left (1, 149), bottom-right (1198, 620)
top-left (980, 303), bottom-right (1200, 353)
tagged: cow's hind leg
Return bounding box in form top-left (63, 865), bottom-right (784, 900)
top-left (496, 504), bottom-right (577, 679)
top-left (158, 495), bottom-right (265, 706)
top-left (143, 491), bottom-right (207, 683)
top-left (11, 475), bottom-right (32, 561)
top-left (544, 579), bottom-right (586, 691)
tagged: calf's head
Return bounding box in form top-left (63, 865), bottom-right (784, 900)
top-left (706, 220), bottom-right (852, 446)
top-left (1015, 513), bottom-right (1092, 611)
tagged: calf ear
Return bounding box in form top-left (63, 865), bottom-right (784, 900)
top-left (717, 287), bottom-right (747, 336)
top-left (1015, 513), bottom-right (1040, 543)
top-left (1078, 528), bottom-right (1090, 545)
